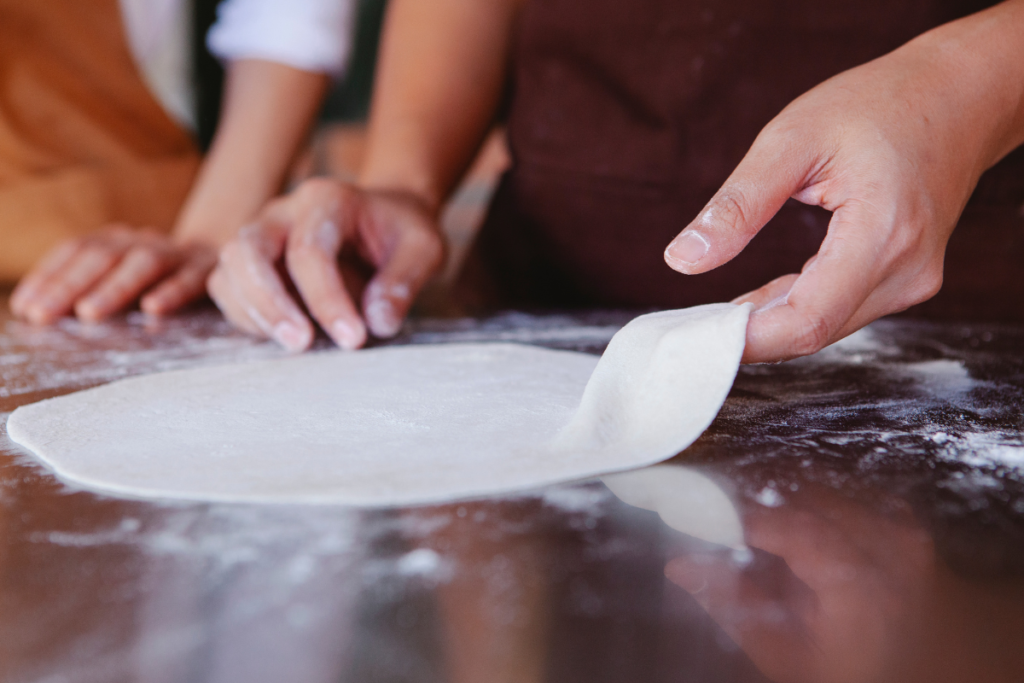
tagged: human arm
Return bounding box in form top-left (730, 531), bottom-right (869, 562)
top-left (207, 0), bottom-right (523, 351)
top-left (10, 57), bottom-right (328, 324)
top-left (664, 0), bottom-right (1024, 363)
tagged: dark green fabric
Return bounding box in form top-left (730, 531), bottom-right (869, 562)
top-left (191, 0), bottom-right (226, 151)
top-left (320, 0), bottom-right (388, 122)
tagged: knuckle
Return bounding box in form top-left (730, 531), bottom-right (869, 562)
top-left (284, 242), bottom-right (316, 273)
top-left (218, 241), bottom-right (241, 266)
top-left (920, 268), bottom-right (944, 299)
top-left (887, 225), bottom-right (925, 262)
top-left (907, 266), bottom-right (944, 305)
top-left (239, 222), bottom-right (283, 259)
top-left (297, 177), bottom-right (349, 203)
top-left (791, 314), bottom-right (832, 357)
top-left (238, 220), bottom-right (270, 243)
top-left (758, 117), bottom-right (804, 150)
top-left (879, 236), bottom-right (945, 309)
top-left (127, 246), bottom-right (163, 270)
top-left (81, 240), bottom-right (117, 258)
top-left (708, 188), bottom-right (751, 233)
top-left (289, 216), bottom-right (338, 254)
top-left (286, 229), bottom-right (331, 260)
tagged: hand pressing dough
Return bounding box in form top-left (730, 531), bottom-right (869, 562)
top-left (6, 303), bottom-right (751, 506)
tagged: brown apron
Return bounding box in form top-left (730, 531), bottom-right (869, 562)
top-left (0, 0), bottom-right (201, 282)
top-left (467, 0), bottom-right (1024, 321)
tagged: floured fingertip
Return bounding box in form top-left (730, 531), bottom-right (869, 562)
top-left (272, 320), bottom-right (313, 352)
top-left (330, 318), bottom-right (366, 351)
top-left (365, 298), bottom-right (401, 338)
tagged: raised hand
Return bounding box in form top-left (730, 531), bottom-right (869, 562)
top-left (664, 2), bottom-right (1024, 363)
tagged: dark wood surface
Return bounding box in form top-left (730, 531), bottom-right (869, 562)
top-left (1, 303), bottom-right (1022, 683)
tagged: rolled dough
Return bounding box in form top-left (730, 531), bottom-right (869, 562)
top-left (6, 303), bottom-right (751, 506)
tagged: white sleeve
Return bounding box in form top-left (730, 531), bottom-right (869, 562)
top-left (207, 0), bottom-right (357, 76)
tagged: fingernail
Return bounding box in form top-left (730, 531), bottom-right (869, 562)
top-left (666, 231), bottom-right (710, 267)
top-left (28, 300), bottom-right (57, 322)
top-left (74, 301), bottom-right (99, 321)
top-left (78, 294), bottom-right (103, 311)
top-left (755, 293), bottom-right (789, 314)
top-left (331, 319), bottom-right (364, 351)
top-left (365, 299), bottom-right (401, 338)
top-left (273, 321), bottom-right (309, 351)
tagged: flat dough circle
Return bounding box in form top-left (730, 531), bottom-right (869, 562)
top-left (7, 304), bottom-right (751, 506)
top-left (7, 344), bottom-right (604, 505)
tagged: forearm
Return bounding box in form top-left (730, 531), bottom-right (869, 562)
top-left (904, 0), bottom-right (1024, 173)
top-left (359, 0), bottom-right (522, 215)
top-left (173, 59), bottom-right (329, 247)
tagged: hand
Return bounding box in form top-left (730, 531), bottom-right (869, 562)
top-left (207, 178), bottom-right (445, 352)
top-left (664, 6), bottom-right (1024, 363)
top-left (9, 226), bottom-right (218, 324)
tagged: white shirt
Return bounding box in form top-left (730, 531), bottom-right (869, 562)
top-left (118, 0), bottom-right (355, 129)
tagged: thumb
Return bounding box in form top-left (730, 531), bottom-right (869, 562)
top-left (665, 130), bottom-right (816, 274)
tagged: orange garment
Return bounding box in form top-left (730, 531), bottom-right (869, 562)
top-left (0, 0), bottom-right (201, 282)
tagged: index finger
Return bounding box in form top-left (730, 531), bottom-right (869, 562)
top-left (284, 184), bottom-right (367, 350)
top-left (217, 215), bottom-right (314, 352)
top-left (10, 241), bottom-right (80, 315)
top-left (742, 201), bottom-right (883, 363)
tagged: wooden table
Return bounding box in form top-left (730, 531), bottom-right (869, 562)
top-left (1, 305), bottom-right (1022, 683)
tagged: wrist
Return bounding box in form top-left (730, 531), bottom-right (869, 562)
top-left (171, 211), bottom-right (243, 250)
top-left (357, 168), bottom-right (445, 219)
top-left (170, 171), bottom-right (271, 249)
